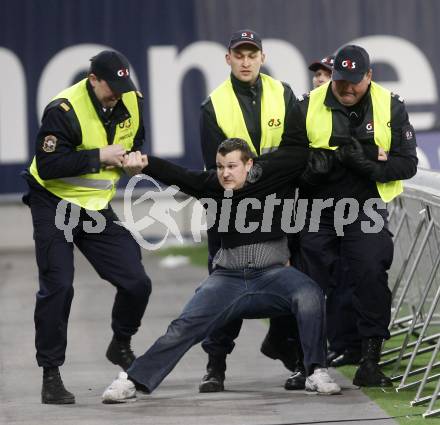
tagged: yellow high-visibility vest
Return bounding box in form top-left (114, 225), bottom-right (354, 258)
top-left (210, 73), bottom-right (285, 155)
top-left (306, 81), bottom-right (402, 202)
top-left (30, 78), bottom-right (140, 210)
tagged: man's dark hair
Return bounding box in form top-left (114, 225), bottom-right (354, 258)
top-left (217, 138), bottom-right (256, 163)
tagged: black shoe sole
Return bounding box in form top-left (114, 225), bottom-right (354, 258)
top-left (284, 372), bottom-right (306, 391)
top-left (42, 397), bottom-right (75, 404)
top-left (284, 382), bottom-right (306, 390)
top-left (353, 378), bottom-right (393, 388)
top-left (199, 382), bottom-right (224, 393)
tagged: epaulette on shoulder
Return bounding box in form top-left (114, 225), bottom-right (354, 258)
top-left (136, 90), bottom-right (143, 98)
top-left (391, 92), bottom-right (404, 103)
top-left (296, 92), bottom-right (310, 102)
top-left (45, 98), bottom-right (71, 113)
top-left (59, 101), bottom-right (71, 112)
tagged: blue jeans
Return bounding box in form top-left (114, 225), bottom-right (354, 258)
top-left (128, 265), bottom-right (326, 392)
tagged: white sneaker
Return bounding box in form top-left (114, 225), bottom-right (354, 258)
top-left (305, 368), bottom-right (341, 395)
top-left (102, 371), bottom-right (137, 403)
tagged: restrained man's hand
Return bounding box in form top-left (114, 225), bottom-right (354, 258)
top-left (122, 151), bottom-right (149, 176)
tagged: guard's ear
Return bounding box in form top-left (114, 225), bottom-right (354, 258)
top-left (366, 68), bottom-right (373, 83)
top-left (88, 73), bottom-right (98, 87)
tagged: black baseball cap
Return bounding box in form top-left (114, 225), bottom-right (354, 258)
top-left (332, 45), bottom-right (370, 84)
top-left (90, 50), bottom-right (136, 94)
top-left (308, 55), bottom-right (334, 72)
top-left (228, 29), bottom-right (262, 50)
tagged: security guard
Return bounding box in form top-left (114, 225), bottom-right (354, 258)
top-left (307, 54), bottom-right (363, 368)
top-left (285, 45), bottom-right (418, 387)
top-left (308, 55), bottom-right (334, 89)
top-left (199, 29), bottom-right (305, 393)
top-left (22, 50), bottom-right (152, 404)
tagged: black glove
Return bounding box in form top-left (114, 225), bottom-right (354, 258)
top-left (300, 149), bottom-right (334, 186)
top-left (336, 137), bottom-right (383, 181)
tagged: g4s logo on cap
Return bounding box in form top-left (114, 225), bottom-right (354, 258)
top-left (241, 32), bottom-right (254, 39)
top-left (117, 68), bottom-right (130, 77)
top-left (341, 59), bottom-right (356, 69)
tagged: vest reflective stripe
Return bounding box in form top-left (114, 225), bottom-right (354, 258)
top-left (306, 81), bottom-right (403, 202)
top-left (210, 73), bottom-right (285, 155)
top-left (29, 79), bottom-right (140, 210)
top-left (58, 177), bottom-right (113, 190)
top-left (261, 147), bottom-right (279, 154)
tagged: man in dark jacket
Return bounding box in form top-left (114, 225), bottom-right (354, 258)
top-left (101, 138), bottom-right (342, 403)
top-left (286, 44), bottom-right (418, 387)
top-left (23, 50), bottom-right (152, 404)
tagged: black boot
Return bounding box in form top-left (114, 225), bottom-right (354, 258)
top-left (326, 350), bottom-right (342, 365)
top-left (41, 367), bottom-right (75, 404)
top-left (199, 354), bottom-right (226, 393)
top-left (106, 336), bottom-right (136, 371)
top-left (330, 348), bottom-right (362, 367)
top-left (353, 338), bottom-right (393, 387)
top-left (284, 364), bottom-right (306, 390)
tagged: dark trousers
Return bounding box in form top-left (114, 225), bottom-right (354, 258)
top-left (300, 209), bottom-right (393, 340)
top-left (27, 186), bottom-right (152, 367)
top-left (326, 257), bottom-right (361, 352)
top-left (203, 229), bottom-right (300, 359)
top-left (128, 265), bottom-right (326, 393)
